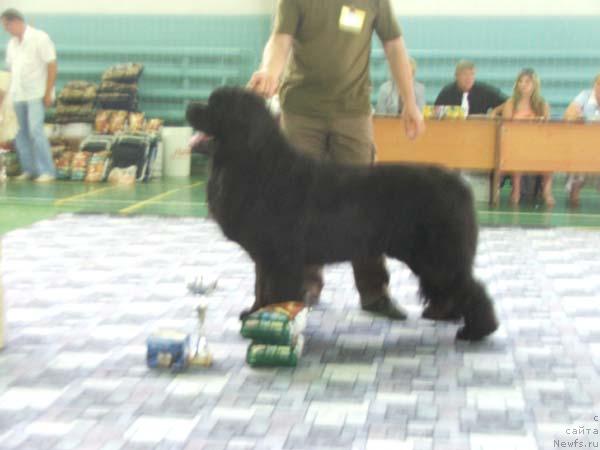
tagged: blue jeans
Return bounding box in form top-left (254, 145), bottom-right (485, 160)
top-left (13, 99), bottom-right (55, 177)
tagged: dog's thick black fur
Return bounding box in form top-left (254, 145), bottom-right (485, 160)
top-left (187, 87), bottom-right (498, 341)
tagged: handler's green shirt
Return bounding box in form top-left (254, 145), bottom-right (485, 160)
top-left (275, 0), bottom-right (401, 118)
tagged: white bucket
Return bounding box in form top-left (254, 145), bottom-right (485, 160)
top-left (151, 141), bottom-right (164, 179)
top-left (162, 127), bottom-right (192, 177)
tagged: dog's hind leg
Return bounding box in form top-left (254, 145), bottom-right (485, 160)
top-left (418, 272), bottom-right (498, 341)
top-left (455, 276), bottom-right (498, 341)
top-left (418, 273), bottom-right (463, 322)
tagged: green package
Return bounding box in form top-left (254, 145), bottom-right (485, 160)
top-left (240, 301), bottom-right (307, 345)
top-left (246, 336), bottom-right (304, 367)
top-left (241, 317), bottom-right (292, 345)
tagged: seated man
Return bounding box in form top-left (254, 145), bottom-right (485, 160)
top-left (436, 60), bottom-right (508, 205)
top-left (435, 60), bottom-right (507, 116)
top-left (563, 73), bottom-right (600, 207)
top-left (376, 57), bottom-right (425, 114)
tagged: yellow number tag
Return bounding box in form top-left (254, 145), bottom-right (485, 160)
top-left (339, 5), bottom-right (366, 34)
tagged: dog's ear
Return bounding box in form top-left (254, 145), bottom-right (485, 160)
top-left (186, 101), bottom-right (210, 133)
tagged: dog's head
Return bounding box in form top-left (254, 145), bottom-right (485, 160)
top-left (186, 87), bottom-right (275, 156)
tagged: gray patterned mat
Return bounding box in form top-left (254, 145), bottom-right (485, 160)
top-left (0, 214), bottom-right (599, 450)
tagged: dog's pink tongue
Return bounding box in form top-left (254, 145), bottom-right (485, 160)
top-left (189, 132), bottom-right (207, 148)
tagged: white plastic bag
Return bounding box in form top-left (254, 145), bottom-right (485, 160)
top-left (0, 71), bottom-right (18, 143)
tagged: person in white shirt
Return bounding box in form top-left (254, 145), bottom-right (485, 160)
top-left (563, 73), bottom-right (600, 207)
top-left (1, 9), bottom-right (57, 182)
top-left (375, 57), bottom-right (425, 115)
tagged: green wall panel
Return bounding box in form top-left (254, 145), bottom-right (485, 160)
top-left (1, 15), bottom-right (597, 122)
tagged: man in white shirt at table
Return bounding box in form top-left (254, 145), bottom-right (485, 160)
top-left (1, 8), bottom-right (57, 182)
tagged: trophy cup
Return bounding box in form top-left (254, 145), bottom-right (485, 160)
top-left (187, 275), bottom-right (217, 367)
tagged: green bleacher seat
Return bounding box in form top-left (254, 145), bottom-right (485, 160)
top-left (0, 41), bottom-right (593, 124)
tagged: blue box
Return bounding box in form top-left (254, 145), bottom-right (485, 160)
top-left (146, 330), bottom-right (191, 371)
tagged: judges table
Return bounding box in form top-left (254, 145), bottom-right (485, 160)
top-left (373, 116), bottom-right (600, 205)
top-left (499, 120), bottom-right (600, 173)
top-left (374, 117), bottom-right (497, 170)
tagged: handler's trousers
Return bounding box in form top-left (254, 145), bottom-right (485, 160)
top-left (280, 111), bottom-right (391, 307)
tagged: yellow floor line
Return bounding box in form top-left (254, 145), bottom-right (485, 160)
top-left (1, 196), bottom-right (206, 206)
top-left (54, 186), bottom-right (117, 206)
top-left (182, 181), bottom-right (205, 188)
top-left (119, 181), bottom-right (204, 214)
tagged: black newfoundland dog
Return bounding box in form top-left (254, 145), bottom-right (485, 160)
top-left (187, 87), bottom-right (498, 341)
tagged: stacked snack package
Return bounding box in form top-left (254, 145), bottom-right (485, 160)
top-left (55, 151), bottom-right (75, 180)
top-left (241, 301), bottom-right (307, 367)
top-left (55, 81), bottom-right (98, 124)
top-left (145, 118), bottom-right (163, 134)
top-left (94, 110), bottom-right (158, 135)
top-left (4, 152), bottom-right (20, 176)
top-left (109, 111), bottom-right (128, 134)
top-left (50, 142), bottom-right (66, 168)
top-left (70, 152), bottom-right (92, 181)
top-left (97, 63), bottom-right (143, 112)
top-left (94, 110), bottom-right (128, 135)
top-left (128, 112), bottom-right (145, 132)
top-left (0, 142), bottom-right (19, 177)
top-left (85, 151), bottom-right (110, 182)
top-left (94, 110), bottom-right (112, 134)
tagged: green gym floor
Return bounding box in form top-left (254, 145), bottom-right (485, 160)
top-left (1, 174), bottom-right (600, 236)
top-left (0, 177), bottom-right (208, 235)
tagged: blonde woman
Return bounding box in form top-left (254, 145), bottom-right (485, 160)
top-left (502, 68), bottom-right (553, 206)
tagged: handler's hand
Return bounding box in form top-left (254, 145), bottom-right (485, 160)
top-left (43, 92), bottom-right (54, 109)
top-left (402, 104), bottom-right (425, 140)
top-left (247, 70), bottom-right (279, 99)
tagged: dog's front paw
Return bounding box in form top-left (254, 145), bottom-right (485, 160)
top-left (362, 296), bottom-right (407, 320)
top-left (456, 326), bottom-right (474, 341)
top-left (456, 321), bottom-right (498, 341)
top-left (239, 307), bottom-right (257, 321)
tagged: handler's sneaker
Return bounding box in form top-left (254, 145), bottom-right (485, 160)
top-left (362, 295), bottom-right (407, 320)
top-left (35, 174), bottom-right (55, 183)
